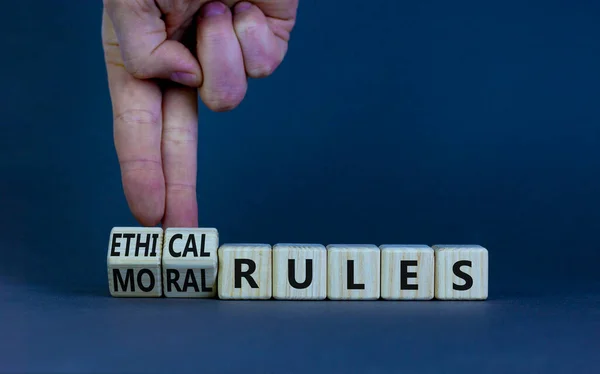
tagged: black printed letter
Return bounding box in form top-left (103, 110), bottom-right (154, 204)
top-left (288, 259), bottom-right (313, 289)
top-left (150, 233), bottom-right (159, 257)
top-left (122, 233), bottom-right (135, 256)
top-left (182, 269), bottom-right (200, 292)
top-left (347, 260), bottom-right (365, 290)
top-left (110, 233), bottom-right (122, 257)
top-left (199, 234), bottom-right (209, 257)
top-left (200, 269), bottom-right (212, 292)
top-left (182, 235), bottom-right (198, 257)
top-left (401, 260), bottom-right (418, 290)
top-left (135, 234), bottom-right (150, 256)
top-left (113, 268), bottom-right (133, 292)
top-left (452, 260), bottom-right (473, 291)
top-left (235, 259), bottom-right (258, 288)
top-left (169, 234), bottom-right (183, 258)
top-left (137, 269), bottom-right (155, 292)
top-left (166, 269), bottom-right (182, 292)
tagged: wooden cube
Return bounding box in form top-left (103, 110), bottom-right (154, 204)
top-left (434, 245), bottom-right (488, 300)
top-left (162, 228), bottom-right (218, 298)
top-left (327, 244), bottom-right (380, 300)
top-left (273, 244), bottom-right (327, 300)
top-left (218, 244), bottom-right (272, 300)
top-left (107, 227), bottom-right (163, 297)
top-left (380, 245), bottom-right (434, 300)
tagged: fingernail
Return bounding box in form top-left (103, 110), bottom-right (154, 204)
top-left (201, 2), bottom-right (227, 18)
top-left (170, 72), bottom-right (198, 86)
top-left (234, 2), bottom-right (252, 13)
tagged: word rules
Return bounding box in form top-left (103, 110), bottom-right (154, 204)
top-left (107, 227), bottom-right (489, 300)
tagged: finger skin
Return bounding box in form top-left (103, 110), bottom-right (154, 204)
top-left (196, 2), bottom-right (247, 112)
top-left (103, 0), bottom-right (202, 86)
top-left (233, 2), bottom-right (287, 78)
top-left (231, 0), bottom-right (298, 42)
top-left (103, 10), bottom-right (166, 226)
top-left (212, 0), bottom-right (299, 21)
top-left (161, 85), bottom-right (199, 228)
top-left (101, 0), bottom-right (299, 225)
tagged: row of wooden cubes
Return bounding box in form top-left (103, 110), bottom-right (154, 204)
top-left (107, 227), bottom-right (488, 300)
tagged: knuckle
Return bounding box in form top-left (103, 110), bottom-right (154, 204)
top-left (122, 56), bottom-right (151, 79)
top-left (234, 17), bottom-right (283, 78)
top-left (203, 29), bottom-right (232, 49)
top-left (203, 88), bottom-right (246, 112)
top-left (236, 16), bottom-right (265, 40)
top-left (165, 182), bottom-right (196, 194)
top-left (162, 126), bottom-right (198, 146)
top-left (247, 57), bottom-right (279, 78)
top-left (120, 159), bottom-right (163, 177)
top-left (114, 109), bottom-right (160, 130)
top-left (103, 45), bottom-right (123, 67)
top-left (122, 0), bottom-right (154, 13)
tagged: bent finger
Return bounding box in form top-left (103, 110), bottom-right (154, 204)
top-left (196, 2), bottom-right (247, 112)
top-left (104, 0), bottom-right (202, 86)
top-left (232, 2), bottom-right (287, 78)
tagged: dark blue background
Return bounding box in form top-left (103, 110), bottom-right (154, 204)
top-left (1, 0), bottom-right (598, 373)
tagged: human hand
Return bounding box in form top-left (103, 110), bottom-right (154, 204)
top-left (102, 0), bottom-right (298, 228)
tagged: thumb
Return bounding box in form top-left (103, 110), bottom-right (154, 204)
top-left (104, 0), bottom-right (202, 87)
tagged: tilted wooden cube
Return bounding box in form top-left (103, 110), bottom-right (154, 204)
top-left (380, 245), bottom-right (434, 300)
top-left (162, 228), bottom-right (218, 298)
top-left (273, 244), bottom-right (327, 300)
top-left (434, 244), bottom-right (488, 300)
top-left (327, 244), bottom-right (380, 300)
top-left (218, 244), bottom-right (272, 299)
top-left (107, 227), bottom-right (163, 297)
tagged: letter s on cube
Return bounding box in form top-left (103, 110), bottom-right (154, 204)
top-left (433, 244), bottom-right (488, 300)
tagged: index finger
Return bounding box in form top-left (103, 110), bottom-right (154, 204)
top-left (103, 10), bottom-right (166, 226)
